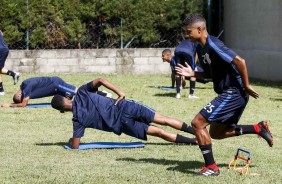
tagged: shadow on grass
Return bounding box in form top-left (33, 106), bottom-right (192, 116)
top-left (250, 79), bottom-right (282, 89)
top-left (117, 157), bottom-right (229, 174)
top-left (117, 157), bottom-right (256, 174)
top-left (35, 142), bottom-right (66, 146)
top-left (270, 97), bottom-right (282, 102)
top-left (153, 93), bottom-right (176, 97)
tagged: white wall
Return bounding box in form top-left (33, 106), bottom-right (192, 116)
top-left (5, 49), bottom-right (171, 74)
top-left (224, 0), bottom-right (282, 81)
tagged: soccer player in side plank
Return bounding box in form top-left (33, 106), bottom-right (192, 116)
top-left (175, 13), bottom-right (273, 176)
top-left (51, 78), bottom-right (198, 149)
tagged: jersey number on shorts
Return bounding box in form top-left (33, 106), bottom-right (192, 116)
top-left (204, 103), bottom-right (215, 113)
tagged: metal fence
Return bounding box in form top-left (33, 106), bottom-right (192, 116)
top-left (7, 18), bottom-right (186, 50)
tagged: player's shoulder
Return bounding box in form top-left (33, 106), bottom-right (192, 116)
top-left (207, 35), bottom-right (224, 46)
top-left (207, 35), bottom-right (231, 51)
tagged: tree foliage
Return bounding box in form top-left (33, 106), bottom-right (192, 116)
top-left (0, 0), bottom-right (203, 49)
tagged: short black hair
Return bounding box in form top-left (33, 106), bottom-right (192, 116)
top-left (162, 49), bottom-right (171, 55)
top-left (51, 95), bottom-right (66, 111)
top-left (13, 94), bottom-right (22, 103)
top-left (183, 13), bottom-right (206, 26)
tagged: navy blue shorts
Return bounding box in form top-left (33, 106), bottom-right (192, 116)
top-left (174, 51), bottom-right (195, 70)
top-left (121, 100), bottom-right (155, 140)
top-left (200, 90), bottom-right (249, 128)
top-left (0, 48), bottom-right (9, 68)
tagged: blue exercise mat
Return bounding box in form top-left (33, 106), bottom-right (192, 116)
top-left (153, 86), bottom-right (187, 91)
top-left (159, 86), bottom-right (177, 91)
top-left (26, 103), bottom-right (51, 108)
top-left (9, 103), bottom-right (52, 108)
top-left (64, 142), bottom-right (145, 150)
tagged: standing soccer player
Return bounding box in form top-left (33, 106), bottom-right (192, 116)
top-left (176, 13), bottom-right (273, 176)
top-left (162, 38), bottom-right (199, 99)
top-left (0, 30), bottom-right (20, 95)
top-left (162, 49), bottom-right (186, 98)
top-left (174, 38), bottom-right (199, 99)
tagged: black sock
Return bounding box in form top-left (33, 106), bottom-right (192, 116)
top-left (190, 80), bottom-right (195, 95)
top-left (181, 123), bottom-right (195, 135)
top-left (235, 125), bottom-right (256, 136)
top-left (175, 76), bottom-right (181, 93)
top-left (175, 134), bottom-right (197, 144)
top-left (7, 70), bottom-right (15, 77)
top-left (199, 144), bottom-right (215, 166)
top-left (0, 82), bottom-right (3, 92)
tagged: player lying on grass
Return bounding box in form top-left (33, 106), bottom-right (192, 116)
top-left (51, 78), bottom-right (197, 149)
top-left (175, 13), bottom-right (273, 176)
top-left (1, 76), bottom-right (112, 108)
top-left (1, 76), bottom-right (76, 107)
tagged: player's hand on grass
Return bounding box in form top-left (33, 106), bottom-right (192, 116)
top-left (115, 93), bottom-right (125, 105)
top-left (175, 62), bottom-right (195, 77)
top-left (1, 103), bottom-right (10, 107)
top-left (245, 85), bottom-right (259, 99)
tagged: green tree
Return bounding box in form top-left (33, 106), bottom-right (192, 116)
top-left (0, 0), bottom-right (203, 49)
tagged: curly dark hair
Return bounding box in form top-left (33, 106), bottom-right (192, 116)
top-left (183, 13), bottom-right (206, 26)
top-left (51, 95), bottom-right (66, 111)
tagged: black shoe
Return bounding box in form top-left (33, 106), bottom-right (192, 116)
top-left (258, 121), bottom-right (273, 147)
top-left (194, 167), bottom-right (220, 176)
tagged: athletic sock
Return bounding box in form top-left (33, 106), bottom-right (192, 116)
top-left (189, 80), bottom-right (195, 95)
top-left (0, 82), bottom-right (3, 92)
top-left (199, 144), bottom-right (217, 168)
top-left (7, 70), bottom-right (15, 77)
top-left (181, 123), bottom-right (195, 135)
top-left (235, 125), bottom-right (256, 136)
top-left (175, 134), bottom-right (196, 144)
top-left (175, 76), bottom-right (181, 93)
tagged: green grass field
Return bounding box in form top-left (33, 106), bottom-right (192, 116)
top-left (0, 74), bottom-right (281, 183)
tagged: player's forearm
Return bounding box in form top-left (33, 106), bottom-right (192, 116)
top-left (98, 78), bottom-right (125, 98)
top-left (2, 103), bottom-right (26, 107)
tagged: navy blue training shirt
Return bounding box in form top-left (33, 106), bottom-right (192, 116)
top-left (72, 81), bottom-right (127, 138)
top-left (175, 38), bottom-right (198, 56)
top-left (0, 33), bottom-right (8, 49)
top-left (21, 76), bottom-right (75, 99)
top-left (196, 35), bottom-right (244, 94)
top-left (174, 38), bottom-right (198, 69)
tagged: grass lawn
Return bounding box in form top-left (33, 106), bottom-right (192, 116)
top-left (0, 73), bottom-right (281, 183)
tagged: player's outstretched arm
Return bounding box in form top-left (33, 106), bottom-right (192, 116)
top-left (92, 78), bottom-right (125, 105)
top-left (1, 97), bottom-right (29, 108)
top-left (232, 56), bottom-right (259, 99)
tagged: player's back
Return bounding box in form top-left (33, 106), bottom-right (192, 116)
top-left (21, 76), bottom-right (64, 99)
top-left (175, 38), bottom-right (197, 56)
top-left (72, 82), bottom-right (127, 135)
